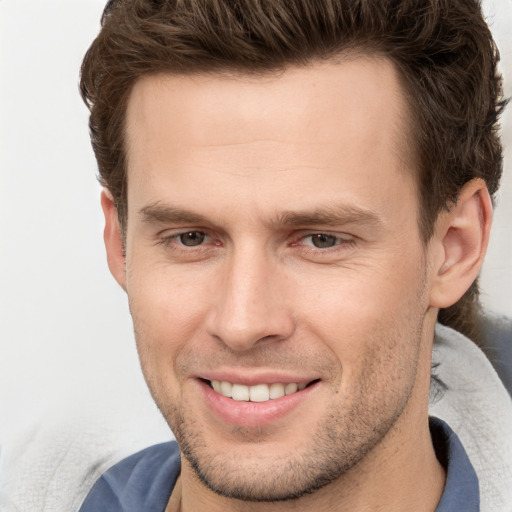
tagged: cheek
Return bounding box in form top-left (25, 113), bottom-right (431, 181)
top-left (126, 262), bottom-right (214, 391)
top-left (298, 255), bottom-right (427, 378)
top-left (127, 255), bottom-right (213, 332)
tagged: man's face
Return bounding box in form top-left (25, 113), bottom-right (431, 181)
top-left (118, 59), bottom-right (438, 501)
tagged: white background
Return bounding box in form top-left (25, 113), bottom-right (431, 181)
top-left (0, 0), bottom-right (511, 451)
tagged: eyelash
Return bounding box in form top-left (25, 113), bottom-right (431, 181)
top-left (157, 230), bottom-right (355, 256)
top-left (293, 233), bottom-right (354, 251)
top-left (158, 231), bottom-right (216, 250)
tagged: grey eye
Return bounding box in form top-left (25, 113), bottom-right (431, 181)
top-left (179, 231), bottom-right (206, 246)
top-left (310, 234), bottom-right (337, 248)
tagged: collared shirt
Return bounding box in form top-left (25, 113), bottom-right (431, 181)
top-left (79, 417), bottom-right (479, 511)
top-left (430, 417), bottom-right (479, 511)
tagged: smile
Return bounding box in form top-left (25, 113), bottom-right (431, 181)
top-left (200, 377), bottom-right (321, 427)
top-left (209, 380), bottom-right (314, 402)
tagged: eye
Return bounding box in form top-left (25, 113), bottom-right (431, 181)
top-left (156, 229), bottom-right (220, 260)
top-left (304, 233), bottom-right (340, 248)
top-left (178, 231), bottom-right (206, 246)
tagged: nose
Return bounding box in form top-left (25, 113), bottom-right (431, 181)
top-left (205, 246), bottom-right (295, 352)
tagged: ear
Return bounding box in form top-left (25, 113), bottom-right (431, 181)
top-left (429, 179), bottom-right (493, 309)
top-left (101, 189), bottom-right (127, 291)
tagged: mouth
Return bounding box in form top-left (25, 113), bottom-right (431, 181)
top-left (198, 376), bottom-right (322, 427)
top-left (204, 379), bottom-right (320, 403)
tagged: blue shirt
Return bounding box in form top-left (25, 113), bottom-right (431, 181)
top-left (79, 417), bottom-right (479, 511)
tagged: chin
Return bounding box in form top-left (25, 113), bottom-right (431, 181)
top-left (166, 394), bottom-right (406, 503)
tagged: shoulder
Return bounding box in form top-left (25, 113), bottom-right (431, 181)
top-left (478, 312), bottom-right (512, 394)
top-left (79, 441), bottom-right (181, 512)
top-left (430, 324), bottom-right (512, 511)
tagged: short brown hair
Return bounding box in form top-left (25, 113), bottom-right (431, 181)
top-left (80, 0), bottom-right (506, 342)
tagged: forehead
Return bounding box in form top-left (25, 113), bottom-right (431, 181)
top-left (124, 58), bottom-right (417, 227)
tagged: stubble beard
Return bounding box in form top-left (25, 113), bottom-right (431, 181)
top-left (154, 325), bottom-right (424, 503)
top-left (171, 403), bottom-right (407, 502)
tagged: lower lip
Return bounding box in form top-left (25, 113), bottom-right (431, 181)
top-left (198, 380), bottom-right (319, 428)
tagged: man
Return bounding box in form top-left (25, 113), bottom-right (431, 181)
top-left (78, 0), bottom-right (512, 510)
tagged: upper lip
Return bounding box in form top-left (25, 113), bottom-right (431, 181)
top-left (197, 370), bottom-right (319, 386)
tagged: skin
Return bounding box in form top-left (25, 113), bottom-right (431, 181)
top-left (102, 57), bottom-right (492, 511)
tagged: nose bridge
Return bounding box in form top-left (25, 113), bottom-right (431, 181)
top-left (207, 242), bottom-right (293, 351)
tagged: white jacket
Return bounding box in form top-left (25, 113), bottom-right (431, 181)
top-left (1, 324), bottom-right (511, 511)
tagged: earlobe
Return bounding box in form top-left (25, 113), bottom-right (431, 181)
top-left (101, 189), bottom-right (127, 291)
top-left (429, 179), bottom-right (492, 309)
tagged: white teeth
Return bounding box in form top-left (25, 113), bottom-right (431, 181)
top-left (269, 383), bottom-right (285, 399)
top-left (220, 381), bottom-right (232, 398)
top-left (285, 382), bottom-right (298, 395)
top-left (210, 380), bottom-right (310, 402)
top-left (232, 383), bottom-right (250, 401)
top-left (249, 384), bottom-right (270, 402)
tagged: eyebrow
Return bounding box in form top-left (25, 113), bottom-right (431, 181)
top-left (272, 207), bottom-right (383, 228)
top-left (139, 202), bottom-right (383, 229)
top-left (139, 203), bottom-right (210, 225)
